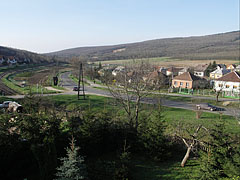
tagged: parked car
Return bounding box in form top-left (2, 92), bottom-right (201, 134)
top-left (0, 101), bottom-right (12, 108)
top-left (73, 87), bottom-right (79, 91)
top-left (196, 103), bottom-right (224, 111)
top-left (0, 101), bottom-right (23, 113)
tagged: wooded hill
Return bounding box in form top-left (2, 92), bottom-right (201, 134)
top-left (0, 46), bottom-right (51, 63)
top-left (46, 30), bottom-right (240, 61)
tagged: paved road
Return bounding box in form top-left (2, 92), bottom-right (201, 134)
top-left (6, 71), bottom-right (240, 117)
top-left (59, 72), bottom-right (240, 117)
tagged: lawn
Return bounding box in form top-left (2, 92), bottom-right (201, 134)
top-left (48, 95), bottom-right (239, 134)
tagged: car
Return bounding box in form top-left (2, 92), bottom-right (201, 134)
top-left (196, 103), bottom-right (224, 111)
top-left (0, 101), bottom-right (23, 113)
top-left (73, 86), bottom-right (80, 91)
top-left (0, 101), bottom-right (12, 108)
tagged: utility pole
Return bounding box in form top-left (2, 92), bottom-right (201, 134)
top-left (78, 62), bottom-right (85, 100)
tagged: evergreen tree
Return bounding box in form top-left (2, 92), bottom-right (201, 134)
top-left (197, 119), bottom-right (240, 180)
top-left (55, 137), bottom-right (87, 180)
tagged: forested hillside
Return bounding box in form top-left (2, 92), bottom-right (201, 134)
top-left (0, 46), bottom-right (51, 63)
top-left (46, 31), bottom-right (240, 61)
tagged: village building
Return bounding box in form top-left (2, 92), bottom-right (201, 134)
top-left (209, 65), bottom-right (230, 79)
top-left (235, 65), bottom-right (240, 72)
top-left (155, 66), bottom-right (167, 75)
top-left (7, 57), bottom-right (17, 65)
top-left (143, 71), bottom-right (168, 87)
top-left (178, 67), bottom-right (189, 76)
top-left (226, 64), bottom-right (236, 71)
top-left (166, 67), bottom-right (183, 76)
top-left (194, 64), bottom-right (208, 78)
top-left (214, 71), bottom-right (240, 94)
top-left (112, 66), bottom-right (125, 76)
top-left (172, 72), bottom-right (207, 89)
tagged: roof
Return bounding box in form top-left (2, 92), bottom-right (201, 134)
top-left (217, 64), bottom-right (226, 69)
top-left (167, 67), bottom-right (183, 73)
top-left (194, 64), bottom-right (208, 72)
top-left (215, 71), bottom-right (240, 83)
top-left (144, 71), bottom-right (167, 80)
top-left (226, 64), bottom-right (236, 68)
top-left (173, 72), bottom-right (202, 81)
top-left (210, 68), bottom-right (230, 75)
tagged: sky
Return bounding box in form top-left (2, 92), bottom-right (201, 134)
top-left (0, 0), bottom-right (239, 53)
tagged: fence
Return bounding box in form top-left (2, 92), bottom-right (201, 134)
top-left (170, 87), bottom-right (240, 99)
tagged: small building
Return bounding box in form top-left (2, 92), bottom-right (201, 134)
top-left (0, 56), bottom-right (5, 64)
top-left (143, 71), bottom-right (168, 87)
top-left (178, 67), bottom-right (189, 76)
top-left (209, 65), bottom-right (230, 79)
top-left (7, 57), bottom-right (17, 65)
top-left (235, 65), bottom-right (240, 72)
top-left (155, 66), bottom-right (167, 75)
top-left (214, 71), bottom-right (240, 93)
top-left (226, 64), bottom-right (236, 71)
top-left (172, 72), bottom-right (207, 89)
top-left (112, 66), bottom-right (125, 76)
top-left (194, 64), bottom-right (208, 77)
top-left (166, 67), bottom-right (183, 76)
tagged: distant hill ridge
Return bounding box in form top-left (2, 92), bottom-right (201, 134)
top-left (0, 46), bottom-right (50, 64)
top-left (46, 30), bottom-right (240, 61)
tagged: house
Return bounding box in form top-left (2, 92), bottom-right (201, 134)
top-left (155, 66), bottom-right (167, 75)
top-left (172, 72), bottom-right (207, 89)
top-left (112, 66), bottom-right (125, 76)
top-left (209, 65), bottom-right (230, 79)
top-left (0, 56), bottom-right (5, 64)
top-left (226, 64), bottom-right (236, 71)
top-left (194, 64), bottom-right (208, 77)
top-left (7, 57), bottom-right (17, 65)
top-left (178, 67), bottom-right (190, 76)
top-left (216, 64), bottom-right (226, 69)
top-left (214, 71), bottom-right (240, 93)
top-left (235, 65), bottom-right (240, 72)
top-left (143, 71), bottom-right (168, 87)
top-left (166, 67), bottom-right (183, 76)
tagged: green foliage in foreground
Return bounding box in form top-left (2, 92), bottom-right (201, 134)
top-left (197, 119), bottom-right (240, 179)
top-left (55, 138), bottom-right (87, 180)
top-left (0, 95), bottom-right (239, 180)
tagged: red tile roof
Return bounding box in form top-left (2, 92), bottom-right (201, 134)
top-left (215, 71), bottom-right (240, 82)
top-left (173, 72), bottom-right (202, 81)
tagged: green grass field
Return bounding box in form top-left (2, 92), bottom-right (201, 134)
top-left (48, 95), bottom-right (239, 134)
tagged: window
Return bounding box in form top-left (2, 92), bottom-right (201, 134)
top-left (174, 81), bottom-right (177, 86)
top-left (233, 85), bottom-right (238, 89)
top-left (186, 82), bottom-right (189, 87)
top-left (180, 82), bottom-right (183, 86)
top-left (219, 84), bottom-right (223, 87)
top-left (225, 85), bottom-right (230, 88)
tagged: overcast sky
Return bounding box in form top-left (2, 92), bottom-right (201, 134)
top-left (0, 0), bottom-right (239, 53)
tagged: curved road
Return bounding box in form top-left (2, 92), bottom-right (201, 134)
top-left (6, 71), bottom-right (240, 117)
top-left (60, 72), bottom-right (240, 117)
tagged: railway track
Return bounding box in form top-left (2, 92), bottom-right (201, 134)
top-left (0, 72), bottom-right (18, 95)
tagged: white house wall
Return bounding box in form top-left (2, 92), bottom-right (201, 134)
top-left (214, 80), bottom-right (240, 93)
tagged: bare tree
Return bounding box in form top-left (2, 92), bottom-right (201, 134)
top-left (214, 81), bottom-right (226, 102)
top-left (106, 62), bottom-right (155, 131)
top-left (174, 123), bottom-right (209, 167)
